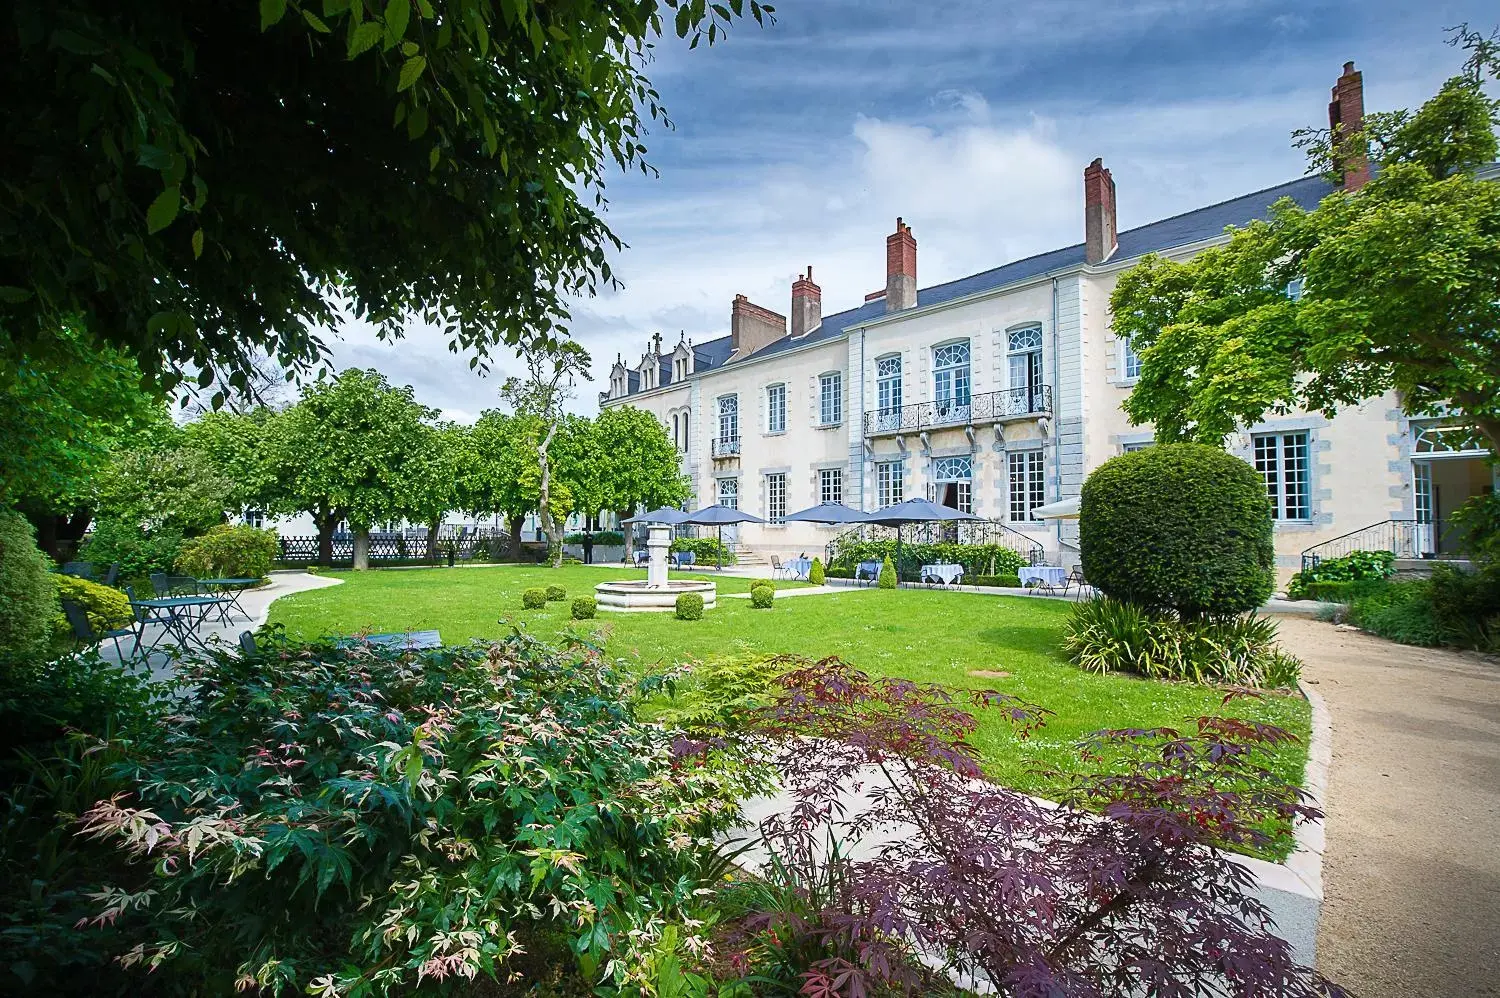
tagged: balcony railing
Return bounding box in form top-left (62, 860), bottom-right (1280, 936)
top-left (711, 437), bottom-right (741, 458)
top-left (863, 385), bottom-right (1053, 436)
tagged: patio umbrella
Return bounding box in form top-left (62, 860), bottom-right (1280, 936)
top-left (863, 498), bottom-right (982, 576)
top-left (781, 502), bottom-right (870, 525)
top-left (682, 504), bottom-right (766, 569)
top-left (1029, 496), bottom-right (1080, 520)
top-left (621, 506), bottom-right (691, 524)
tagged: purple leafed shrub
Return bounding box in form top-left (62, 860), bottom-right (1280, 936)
top-left (737, 656), bottom-right (1342, 997)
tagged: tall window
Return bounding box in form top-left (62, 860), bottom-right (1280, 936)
top-left (1121, 440), bottom-right (1153, 454)
top-left (242, 510), bottom-right (265, 529)
top-left (877, 461), bottom-right (903, 507)
top-left (934, 456), bottom-right (973, 514)
top-left (1008, 450), bottom-right (1045, 521)
top-left (1008, 326), bottom-right (1043, 407)
top-left (718, 477), bottom-right (738, 510)
top-left (933, 341), bottom-right (971, 416)
top-left (876, 355), bottom-right (903, 416)
top-left (820, 468), bottom-right (843, 505)
top-left (1254, 432), bottom-right (1310, 520)
top-left (765, 473), bottom-right (787, 524)
top-left (766, 383), bottom-right (787, 434)
top-left (819, 372), bottom-right (843, 425)
top-left (1121, 337), bottom-right (1142, 380)
top-left (717, 394), bottom-right (738, 444)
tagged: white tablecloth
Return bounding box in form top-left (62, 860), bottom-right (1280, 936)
top-left (785, 557), bottom-right (811, 580)
top-left (919, 563), bottom-right (964, 585)
top-left (1018, 566), bottom-right (1068, 588)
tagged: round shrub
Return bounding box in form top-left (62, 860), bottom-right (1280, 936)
top-left (750, 586), bottom-right (775, 609)
top-left (570, 596), bottom-right (597, 620)
top-left (54, 575), bottom-right (133, 639)
top-left (675, 592), bottom-right (705, 620)
top-left (545, 584), bottom-right (567, 602)
top-left (809, 557), bottom-right (825, 585)
top-left (175, 524), bottom-right (279, 579)
top-left (1, 511), bottom-right (58, 667)
top-left (877, 555), bottom-right (897, 590)
top-left (1080, 443), bottom-right (1273, 617)
top-left (521, 587), bottom-right (547, 609)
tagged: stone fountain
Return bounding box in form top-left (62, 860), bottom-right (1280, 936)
top-left (594, 524), bottom-right (716, 612)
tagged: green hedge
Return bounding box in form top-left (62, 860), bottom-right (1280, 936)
top-left (563, 531), bottom-right (624, 546)
top-left (175, 524), bottom-right (279, 580)
top-left (0, 510), bottom-right (58, 668)
top-left (670, 537), bottom-right (735, 565)
top-left (972, 574), bottom-right (1022, 589)
top-left (53, 576), bottom-right (133, 640)
top-left (831, 540), bottom-right (1026, 580)
top-left (1080, 443), bottom-right (1273, 617)
top-left (1285, 550), bottom-right (1395, 600)
top-left (1348, 567), bottom-right (1500, 651)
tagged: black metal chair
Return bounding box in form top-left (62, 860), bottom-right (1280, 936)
top-left (100, 562), bottom-right (120, 588)
top-left (238, 630), bottom-right (258, 657)
top-left (61, 600), bottom-right (139, 662)
top-left (151, 573), bottom-right (201, 597)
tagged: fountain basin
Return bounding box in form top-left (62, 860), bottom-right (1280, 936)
top-left (594, 579), bottom-right (717, 612)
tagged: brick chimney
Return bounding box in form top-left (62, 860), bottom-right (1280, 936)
top-left (1328, 61), bottom-right (1370, 191)
top-left (790, 266), bottom-right (821, 337)
top-left (1083, 158), bottom-right (1117, 265)
top-left (885, 218), bottom-right (917, 312)
top-left (730, 294), bottom-right (787, 358)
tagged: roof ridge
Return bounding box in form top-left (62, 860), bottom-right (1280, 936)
top-left (1117, 174), bottom-right (1318, 236)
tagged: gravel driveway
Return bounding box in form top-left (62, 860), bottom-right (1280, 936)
top-left (1276, 617), bottom-right (1500, 997)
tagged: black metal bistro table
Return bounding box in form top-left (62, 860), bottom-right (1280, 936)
top-left (198, 577), bottom-right (260, 623)
top-left (130, 595), bottom-right (231, 657)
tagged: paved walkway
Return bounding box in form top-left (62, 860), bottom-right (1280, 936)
top-left (1276, 617), bottom-right (1500, 998)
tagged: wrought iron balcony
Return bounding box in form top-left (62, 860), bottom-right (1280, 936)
top-left (711, 436), bottom-right (741, 458)
top-left (863, 386), bottom-right (1053, 437)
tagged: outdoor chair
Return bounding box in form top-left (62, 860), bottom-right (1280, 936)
top-left (100, 562), bottom-right (120, 588)
top-left (62, 600), bottom-right (139, 662)
top-left (151, 573), bottom-right (201, 597)
top-left (770, 555), bottom-right (791, 580)
top-left (1065, 567), bottom-right (1089, 598)
top-left (60, 561), bottom-right (95, 579)
top-left (672, 550), bottom-right (696, 569)
top-left (238, 631), bottom-right (258, 657)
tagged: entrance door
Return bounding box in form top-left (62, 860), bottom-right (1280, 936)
top-left (718, 478), bottom-right (739, 548)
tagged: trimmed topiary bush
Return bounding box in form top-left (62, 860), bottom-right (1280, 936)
top-left (0, 509), bottom-right (58, 667)
top-left (545, 584), bottom-right (567, 602)
top-left (1080, 443), bottom-right (1273, 618)
top-left (521, 588), bottom-right (547, 609)
top-left (675, 592), bottom-right (704, 620)
top-left (809, 557), bottom-right (825, 585)
top-left (570, 596), bottom-right (597, 620)
top-left (53, 575), bottom-right (133, 640)
top-left (175, 524), bottom-right (279, 579)
top-left (750, 586), bottom-right (775, 609)
top-left (877, 555), bottom-right (897, 590)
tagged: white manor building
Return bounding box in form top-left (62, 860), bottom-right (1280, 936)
top-left (602, 63), bottom-right (1498, 579)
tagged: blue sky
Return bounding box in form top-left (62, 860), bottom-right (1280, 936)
top-left (330, 0), bottom-right (1498, 420)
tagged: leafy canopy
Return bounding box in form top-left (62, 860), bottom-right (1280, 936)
top-left (1, 0), bottom-right (773, 397)
top-left (593, 405), bottom-right (691, 515)
top-left (1114, 27), bottom-right (1500, 454)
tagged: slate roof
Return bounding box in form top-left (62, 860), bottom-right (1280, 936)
top-left (613, 173), bottom-right (1336, 398)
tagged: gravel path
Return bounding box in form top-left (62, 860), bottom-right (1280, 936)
top-left (1276, 617), bottom-right (1500, 997)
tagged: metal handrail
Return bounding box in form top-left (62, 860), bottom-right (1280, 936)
top-left (711, 437), bottom-right (741, 457)
top-left (1299, 518), bottom-right (1427, 571)
top-left (864, 385), bottom-right (1052, 436)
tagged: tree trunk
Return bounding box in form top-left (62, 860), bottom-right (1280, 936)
top-left (536, 419), bottom-right (563, 568)
top-left (316, 511), bottom-right (336, 567)
top-left (426, 519), bottom-right (442, 561)
top-left (352, 526), bottom-right (370, 571)
top-left (621, 506), bottom-right (636, 566)
top-left (507, 514), bottom-right (524, 561)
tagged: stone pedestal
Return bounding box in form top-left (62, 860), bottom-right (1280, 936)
top-left (647, 524), bottom-right (670, 589)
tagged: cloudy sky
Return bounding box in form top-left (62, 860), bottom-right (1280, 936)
top-left (328, 0), bottom-right (1495, 422)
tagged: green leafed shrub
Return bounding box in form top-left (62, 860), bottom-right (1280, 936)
top-left (750, 586), bottom-right (775, 609)
top-left (1062, 596), bottom-right (1300, 688)
top-left (545, 584), bottom-right (567, 602)
top-left (78, 519), bottom-right (183, 579)
top-left (830, 540), bottom-right (1025, 580)
top-left (675, 592), bottom-right (704, 620)
top-left (521, 587), bottom-right (546, 609)
top-left (670, 536), bottom-right (735, 565)
top-left (648, 655), bottom-right (796, 736)
top-left (809, 557), bottom-right (825, 585)
top-left (825, 566), bottom-right (852, 579)
top-left (0, 649), bottom-right (157, 760)
top-left (877, 556), bottom-right (897, 590)
top-left (1080, 443), bottom-right (1273, 618)
top-left (1428, 564), bottom-right (1500, 651)
top-left (1285, 550), bottom-right (1395, 599)
top-left (1349, 579), bottom-right (1442, 646)
top-left (571, 595), bottom-right (597, 620)
top-left (563, 530), bottom-right (624, 546)
top-left (174, 523), bottom-right (279, 580)
top-left (69, 636), bottom-right (757, 995)
top-left (53, 576), bottom-right (132, 640)
top-left (972, 574), bottom-right (1023, 589)
top-left (0, 509), bottom-right (58, 668)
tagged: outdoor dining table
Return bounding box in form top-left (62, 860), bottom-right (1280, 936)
top-left (198, 577), bottom-right (259, 623)
top-left (855, 560), bottom-right (883, 583)
top-left (785, 557), bottom-right (812, 581)
top-left (130, 594), bottom-right (232, 656)
top-left (1018, 565), bottom-right (1068, 592)
top-left (919, 563), bottom-right (964, 586)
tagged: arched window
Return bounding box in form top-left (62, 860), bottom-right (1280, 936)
top-left (1007, 326), bottom-right (1043, 404)
top-left (933, 340), bottom-right (970, 417)
top-left (876, 354), bottom-right (902, 418)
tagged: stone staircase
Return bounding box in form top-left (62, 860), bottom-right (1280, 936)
top-left (732, 545), bottom-right (769, 568)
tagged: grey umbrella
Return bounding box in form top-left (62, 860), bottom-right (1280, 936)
top-left (682, 504), bottom-right (767, 570)
top-left (863, 498), bottom-right (982, 578)
top-left (621, 506), bottom-right (692, 525)
top-left (781, 502), bottom-right (870, 525)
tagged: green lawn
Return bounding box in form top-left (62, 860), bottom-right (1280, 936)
top-left (268, 564), bottom-right (1312, 853)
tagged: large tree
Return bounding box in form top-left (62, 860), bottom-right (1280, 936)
top-left (592, 405), bottom-right (690, 562)
top-left (461, 410), bottom-right (538, 561)
top-left (403, 421), bottom-right (468, 560)
top-left (1114, 27), bottom-right (1500, 456)
top-left (269, 369), bottom-right (436, 568)
top-left (1, 0), bottom-right (773, 396)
